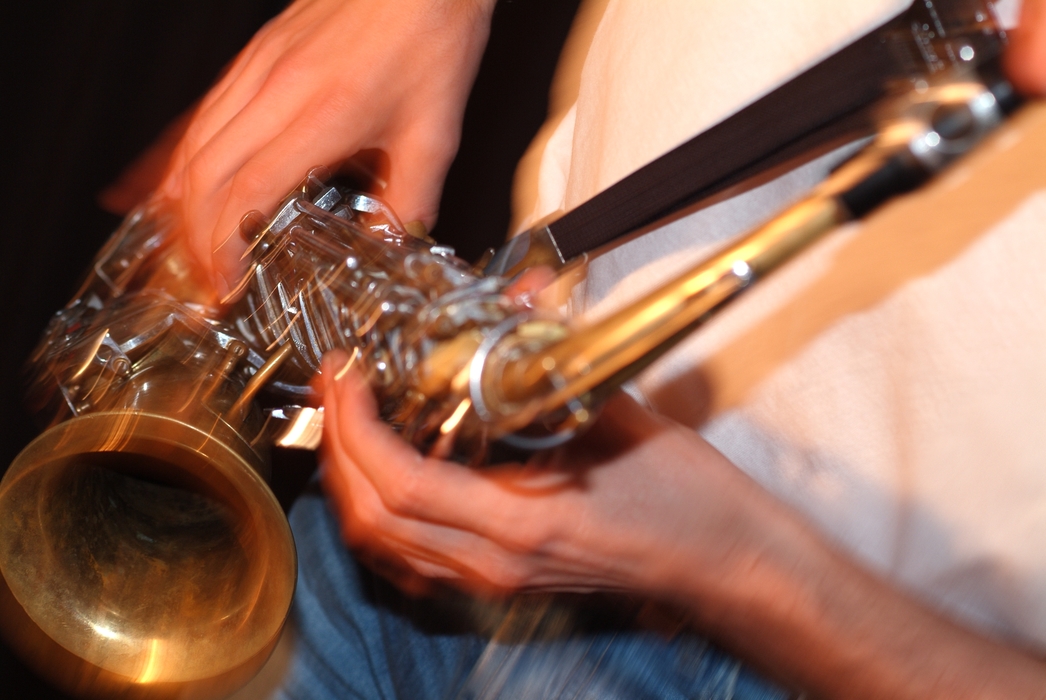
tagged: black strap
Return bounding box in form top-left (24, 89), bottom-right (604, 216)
top-left (543, 0), bottom-right (1006, 261)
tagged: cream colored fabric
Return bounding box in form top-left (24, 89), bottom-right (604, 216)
top-left (514, 0), bottom-right (1046, 648)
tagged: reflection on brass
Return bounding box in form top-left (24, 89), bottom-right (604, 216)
top-left (0, 59), bottom-right (1015, 697)
top-left (0, 203), bottom-right (297, 697)
top-left (0, 170), bottom-right (543, 698)
top-left (479, 197), bottom-right (848, 434)
top-left (1, 413), bottom-right (293, 698)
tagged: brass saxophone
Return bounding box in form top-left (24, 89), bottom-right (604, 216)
top-left (0, 169), bottom-right (565, 698)
top-left (0, 47), bottom-right (1018, 699)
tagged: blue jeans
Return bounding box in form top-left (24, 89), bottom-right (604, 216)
top-left (272, 486), bottom-right (790, 700)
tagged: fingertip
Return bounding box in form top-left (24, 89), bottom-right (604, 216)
top-left (320, 350), bottom-right (351, 376)
top-left (502, 266), bottom-right (558, 301)
top-left (381, 137), bottom-right (459, 231)
top-left (211, 222), bottom-right (253, 295)
top-left (382, 188), bottom-right (441, 234)
top-left (1006, 0), bottom-right (1046, 96)
top-left (1005, 55), bottom-right (1046, 97)
top-left (97, 182), bottom-right (139, 216)
top-left (320, 350), bottom-right (356, 395)
top-left (321, 351), bottom-right (378, 418)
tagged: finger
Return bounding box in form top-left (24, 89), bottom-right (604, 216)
top-left (502, 266), bottom-right (560, 309)
top-left (380, 122), bottom-right (463, 230)
top-left (318, 450), bottom-right (439, 597)
top-left (170, 8), bottom-right (306, 161)
top-left (156, 69), bottom-right (286, 281)
top-left (201, 97), bottom-right (383, 292)
top-left (192, 21), bottom-right (276, 116)
top-left (319, 363), bottom-right (662, 594)
top-left (318, 361), bottom-right (538, 591)
top-left (318, 362), bottom-right (476, 556)
top-left (320, 359), bottom-right (565, 551)
top-left (157, 6), bottom-right (327, 207)
top-left (158, 38), bottom-right (276, 202)
top-left (1007, 0), bottom-right (1046, 95)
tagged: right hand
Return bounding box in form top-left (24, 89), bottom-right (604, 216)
top-left (315, 356), bottom-right (790, 601)
top-left (132, 0), bottom-right (496, 297)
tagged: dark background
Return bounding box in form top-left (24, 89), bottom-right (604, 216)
top-left (0, 0), bottom-right (580, 695)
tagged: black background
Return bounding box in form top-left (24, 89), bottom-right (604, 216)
top-left (0, 0), bottom-right (580, 695)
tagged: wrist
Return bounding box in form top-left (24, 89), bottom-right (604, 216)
top-left (669, 493), bottom-right (1046, 699)
top-left (669, 486), bottom-right (827, 637)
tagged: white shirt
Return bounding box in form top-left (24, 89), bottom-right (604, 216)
top-left (514, 0), bottom-right (1046, 649)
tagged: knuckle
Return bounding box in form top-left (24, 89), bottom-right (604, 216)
top-left (336, 502), bottom-right (369, 547)
top-left (514, 529), bottom-right (549, 556)
top-left (486, 561), bottom-right (528, 591)
top-left (383, 469), bottom-right (426, 516)
top-left (348, 494), bottom-right (384, 534)
top-left (229, 163), bottom-right (272, 204)
top-left (265, 50), bottom-right (312, 90)
top-left (179, 120), bottom-right (210, 157)
top-left (183, 148), bottom-right (224, 196)
top-left (491, 515), bottom-right (551, 556)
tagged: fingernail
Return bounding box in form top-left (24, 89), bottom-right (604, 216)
top-left (321, 349), bottom-right (356, 383)
top-left (212, 271), bottom-right (233, 301)
top-left (335, 348), bottom-right (360, 381)
top-left (404, 220), bottom-right (429, 239)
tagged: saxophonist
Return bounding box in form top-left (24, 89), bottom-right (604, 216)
top-left (83, 0), bottom-right (1046, 697)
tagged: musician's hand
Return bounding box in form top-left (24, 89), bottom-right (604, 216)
top-left (316, 353), bottom-right (792, 600)
top-left (109, 0), bottom-right (495, 297)
top-left (318, 353), bottom-right (1046, 698)
top-left (1008, 0), bottom-right (1046, 94)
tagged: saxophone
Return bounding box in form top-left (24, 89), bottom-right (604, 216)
top-left (0, 34), bottom-right (1018, 700)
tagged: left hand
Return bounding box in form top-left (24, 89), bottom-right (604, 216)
top-left (100, 0), bottom-right (496, 298)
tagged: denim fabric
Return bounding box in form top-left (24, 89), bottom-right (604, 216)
top-left (273, 487), bottom-right (790, 700)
